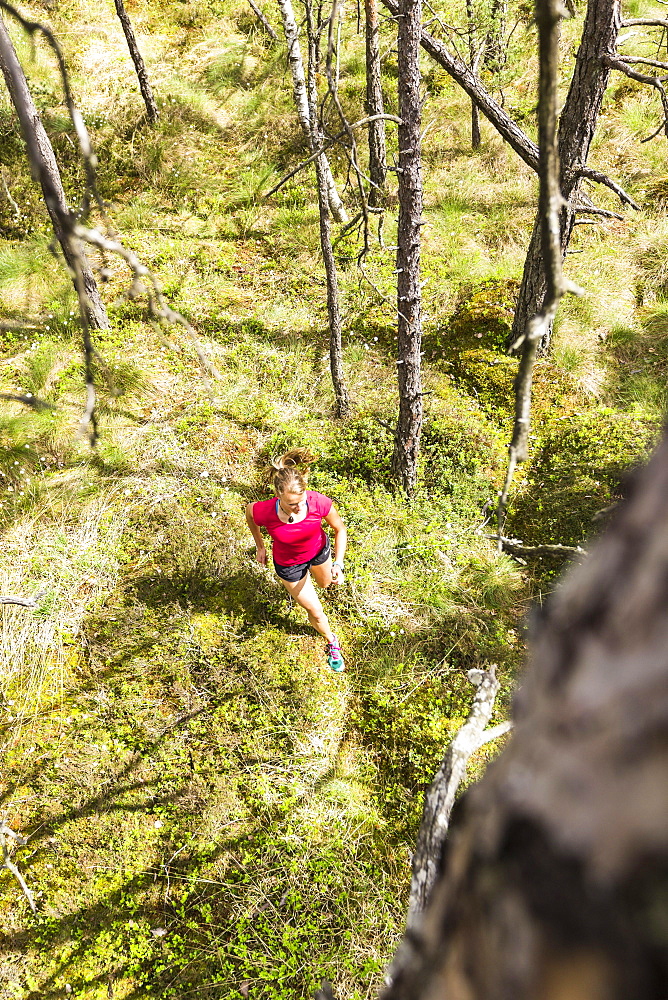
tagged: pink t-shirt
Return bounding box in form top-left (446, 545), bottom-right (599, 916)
top-left (252, 490), bottom-right (333, 565)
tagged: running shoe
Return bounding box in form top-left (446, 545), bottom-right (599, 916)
top-left (326, 636), bottom-right (345, 672)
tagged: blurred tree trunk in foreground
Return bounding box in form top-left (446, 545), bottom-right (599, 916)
top-left (510, 0), bottom-right (619, 353)
top-left (0, 14), bottom-right (110, 329)
top-left (113, 0), bottom-right (159, 124)
top-left (382, 426), bottom-right (668, 1000)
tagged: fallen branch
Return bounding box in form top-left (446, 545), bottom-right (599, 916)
top-left (489, 535), bottom-right (587, 557)
top-left (0, 392), bottom-right (56, 411)
top-left (0, 821), bottom-right (36, 913)
top-left (405, 666), bottom-right (510, 930)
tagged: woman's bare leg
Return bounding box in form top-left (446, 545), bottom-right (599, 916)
top-left (310, 557), bottom-right (333, 589)
top-left (277, 572), bottom-right (335, 642)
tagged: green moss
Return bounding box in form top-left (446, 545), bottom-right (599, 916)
top-left (508, 408), bottom-right (660, 555)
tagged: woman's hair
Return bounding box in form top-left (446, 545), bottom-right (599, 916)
top-left (265, 448), bottom-right (314, 495)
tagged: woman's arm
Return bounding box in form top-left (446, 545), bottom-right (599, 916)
top-left (325, 505), bottom-right (347, 582)
top-left (245, 504), bottom-right (267, 565)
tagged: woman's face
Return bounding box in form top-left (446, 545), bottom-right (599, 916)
top-left (279, 490), bottom-right (307, 515)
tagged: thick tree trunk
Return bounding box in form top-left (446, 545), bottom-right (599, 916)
top-left (276, 0), bottom-right (348, 223)
top-left (510, 0), bottom-right (620, 352)
top-left (364, 0), bottom-right (387, 205)
top-left (382, 426), bottom-right (668, 1000)
top-left (391, 0), bottom-right (423, 494)
top-left (0, 16), bottom-right (109, 330)
top-left (113, 0), bottom-right (159, 124)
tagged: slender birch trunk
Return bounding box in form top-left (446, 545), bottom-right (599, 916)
top-left (113, 0), bottom-right (159, 124)
top-left (276, 0), bottom-right (348, 223)
top-left (391, 0), bottom-right (423, 493)
top-left (364, 0), bottom-right (387, 205)
top-left (304, 0), bottom-right (350, 416)
top-left (0, 15), bottom-right (109, 330)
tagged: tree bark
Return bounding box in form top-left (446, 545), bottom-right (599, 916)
top-left (510, 0), bottom-right (620, 352)
top-left (113, 0), bottom-right (159, 124)
top-left (380, 0), bottom-right (540, 172)
top-left (276, 0), bottom-right (348, 223)
top-left (391, 0), bottom-right (423, 494)
top-left (382, 424), bottom-right (668, 1000)
top-left (364, 0), bottom-right (387, 205)
top-left (466, 0), bottom-right (481, 149)
top-left (0, 14), bottom-right (109, 330)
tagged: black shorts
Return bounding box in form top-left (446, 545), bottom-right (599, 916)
top-left (274, 538), bottom-right (331, 583)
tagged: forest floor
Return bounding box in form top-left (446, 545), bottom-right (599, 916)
top-left (0, 0), bottom-right (666, 997)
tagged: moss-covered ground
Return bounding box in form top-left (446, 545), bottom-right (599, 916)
top-left (0, 0), bottom-right (665, 995)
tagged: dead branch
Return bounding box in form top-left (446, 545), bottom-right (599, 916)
top-left (576, 164), bottom-right (640, 209)
top-left (605, 54), bottom-right (668, 138)
top-left (0, 821), bottom-right (36, 912)
top-left (247, 0), bottom-right (279, 40)
top-left (263, 114), bottom-right (401, 198)
top-left (489, 535), bottom-right (587, 557)
top-left (622, 18), bottom-right (668, 29)
top-left (616, 55), bottom-right (668, 73)
top-left (404, 665), bottom-right (510, 932)
top-left (0, 392), bottom-right (56, 411)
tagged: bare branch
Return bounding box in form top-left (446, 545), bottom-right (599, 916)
top-left (576, 164), bottom-right (641, 209)
top-left (616, 54), bottom-right (668, 73)
top-left (247, 0), bottom-right (279, 40)
top-left (263, 114), bottom-right (401, 198)
top-left (488, 535), bottom-right (587, 557)
top-left (405, 666), bottom-right (504, 930)
top-left (0, 392), bottom-right (56, 411)
top-left (1, 822), bottom-right (37, 913)
top-left (606, 54), bottom-right (668, 137)
top-left (622, 18), bottom-right (668, 29)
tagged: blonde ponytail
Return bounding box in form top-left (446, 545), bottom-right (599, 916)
top-left (265, 448), bottom-right (314, 495)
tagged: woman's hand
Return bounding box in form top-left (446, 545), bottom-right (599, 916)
top-left (256, 545), bottom-right (267, 566)
top-left (331, 561), bottom-right (345, 584)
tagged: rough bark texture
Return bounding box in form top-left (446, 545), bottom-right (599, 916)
top-left (391, 0), bottom-right (423, 493)
top-left (276, 0), bottom-right (348, 223)
top-left (382, 426), bottom-right (668, 1000)
top-left (406, 667), bottom-right (503, 930)
top-left (380, 0), bottom-right (539, 172)
top-left (364, 0), bottom-right (387, 205)
top-left (0, 15), bottom-right (109, 330)
top-left (114, 0), bottom-right (159, 124)
top-left (510, 0), bottom-right (620, 352)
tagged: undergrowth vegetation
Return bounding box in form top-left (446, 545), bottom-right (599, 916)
top-left (0, 0), bottom-right (664, 996)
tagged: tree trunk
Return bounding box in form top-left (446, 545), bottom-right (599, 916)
top-left (0, 15), bottom-right (109, 330)
top-left (466, 0), bottom-right (481, 149)
top-left (510, 0), bottom-right (619, 353)
top-left (391, 0), bottom-right (423, 494)
top-left (483, 0), bottom-right (507, 73)
top-left (276, 0), bottom-right (348, 223)
top-left (382, 425), bottom-right (668, 1000)
top-left (380, 0), bottom-right (540, 173)
top-left (304, 0), bottom-right (350, 417)
top-left (364, 0), bottom-right (387, 205)
top-left (113, 0), bottom-right (159, 124)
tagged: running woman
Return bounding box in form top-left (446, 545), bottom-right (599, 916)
top-left (245, 449), bottom-right (347, 671)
